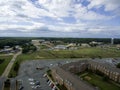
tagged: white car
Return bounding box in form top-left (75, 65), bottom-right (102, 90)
top-left (31, 85), bottom-right (41, 89)
top-left (49, 82), bottom-right (52, 86)
top-left (52, 86), bottom-right (56, 90)
top-left (43, 74), bottom-right (47, 77)
top-left (47, 80), bottom-right (51, 84)
top-left (29, 82), bottom-right (35, 85)
top-left (28, 78), bottom-right (34, 81)
top-left (35, 85), bottom-right (41, 88)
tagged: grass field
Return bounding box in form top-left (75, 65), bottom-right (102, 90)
top-left (16, 47), bottom-right (120, 62)
top-left (39, 45), bottom-right (49, 49)
top-left (81, 73), bottom-right (120, 90)
top-left (0, 55), bottom-right (12, 76)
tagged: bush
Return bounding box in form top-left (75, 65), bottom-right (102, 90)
top-left (116, 63), bottom-right (120, 68)
top-left (4, 79), bottom-right (10, 87)
top-left (22, 43), bottom-right (36, 53)
top-left (14, 62), bottom-right (20, 72)
top-left (103, 76), bottom-right (109, 81)
top-left (95, 70), bottom-right (104, 76)
top-left (0, 59), bottom-right (4, 64)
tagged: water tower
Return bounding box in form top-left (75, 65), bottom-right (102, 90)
top-left (111, 38), bottom-right (114, 45)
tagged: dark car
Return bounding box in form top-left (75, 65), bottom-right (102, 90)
top-left (19, 86), bottom-right (24, 90)
top-left (35, 81), bottom-right (40, 85)
top-left (46, 79), bottom-right (49, 82)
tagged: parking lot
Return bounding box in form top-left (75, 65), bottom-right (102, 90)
top-left (16, 59), bottom-right (80, 90)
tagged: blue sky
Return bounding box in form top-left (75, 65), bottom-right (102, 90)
top-left (0, 0), bottom-right (120, 38)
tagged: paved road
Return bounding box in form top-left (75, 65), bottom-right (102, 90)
top-left (10, 78), bottom-right (16, 90)
top-left (0, 53), bottom-right (14, 90)
top-left (2, 51), bottom-right (21, 77)
top-left (0, 77), bottom-right (6, 90)
top-left (0, 50), bottom-right (21, 90)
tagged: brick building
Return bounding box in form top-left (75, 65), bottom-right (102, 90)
top-left (51, 59), bottom-right (120, 90)
top-left (88, 60), bottom-right (120, 83)
top-left (51, 66), bottom-right (96, 90)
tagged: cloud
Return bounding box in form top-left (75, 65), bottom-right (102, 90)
top-left (74, 4), bottom-right (108, 20)
top-left (0, 0), bottom-right (120, 38)
top-left (88, 0), bottom-right (120, 11)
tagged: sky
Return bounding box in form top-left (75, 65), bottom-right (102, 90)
top-left (0, 0), bottom-right (120, 38)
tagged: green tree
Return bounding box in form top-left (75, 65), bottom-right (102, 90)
top-left (14, 62), bottom-right (20, 72)
top-left (116, 63), bottom-right (120, 68)
top-left (4, 79), bottom-right (10, 87)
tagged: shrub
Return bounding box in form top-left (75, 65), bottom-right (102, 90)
top-left (116, 63), bottom-right (120, 68)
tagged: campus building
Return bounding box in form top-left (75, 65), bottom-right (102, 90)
top-left (88, 60), bottom-right (120, 83)
top-left (61, 60), bottom-right (88, 73)
top-left (51, 66), bottom-right (96, 90)
top-left (51, 59), bottom-right (120, 90)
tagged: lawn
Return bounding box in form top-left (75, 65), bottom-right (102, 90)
top-left (0, 55), bottom-right (13, 76)
top-left (16, 47), bottom-right (120, 62)
top-left (39, 45), bottom-right (49, 49)
top-left (81, 73), bottom-right (120, 90)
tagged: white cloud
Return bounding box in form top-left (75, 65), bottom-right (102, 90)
top-left (88, 0), bottom-right (120, 11)
top-left (37, 0), bottom-right (73, 17)
top-left (74, 4), bottom-right (108, 20)
top-left (0, 0), bottom-right (120, 37)
top-left (0, 21), bottom-right (45, 32)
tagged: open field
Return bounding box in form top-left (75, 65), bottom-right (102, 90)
top-left (17, 47), bottom-right (120, 61)
top-left (39, 45), bottom-right (50, 49)
top-left (81, 73), bottom-right (120, 90)
top-left (0, 55), bottom-right (12, 75)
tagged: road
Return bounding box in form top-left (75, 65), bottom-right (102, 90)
top-left (10, 78), bottom-right (16, 90)
top-left (2, 51), bottom-right (21, 77)
top-left (0, 50), bottom-right (21, 90)
top-left (0, 77), bottom-right (6, 90)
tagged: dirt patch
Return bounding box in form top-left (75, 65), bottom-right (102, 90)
top-left (36, 55), bottom-right (44, 59)
top-left (84, 76), bottom-right (91, 80)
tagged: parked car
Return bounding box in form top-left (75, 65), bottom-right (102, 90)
top-left (19, 86), bottom-right (24, 90)
top-left (28, 78), bottom-right (34, 81)
top-left (35, 81), bottom-right (40, 85)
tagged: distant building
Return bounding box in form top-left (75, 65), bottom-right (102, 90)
top-left (89, 41), bottom-right (103, 46)
top-left (61, 60), bottom-right (88, 73)
top-left (31, 40), bottom-right (41, 45)
top-left (39, 39), bottom-right (45, 43)
top-left (4, 46), bottom-right (10, 49)
top-left (81, 43), bottom-right (90, 47)
top-left (54, 45), bottom-right (66, 50)
top-left (0, 48), bottom-right (13, 53)
top-left (66, 43), bottom-right (77, 50)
